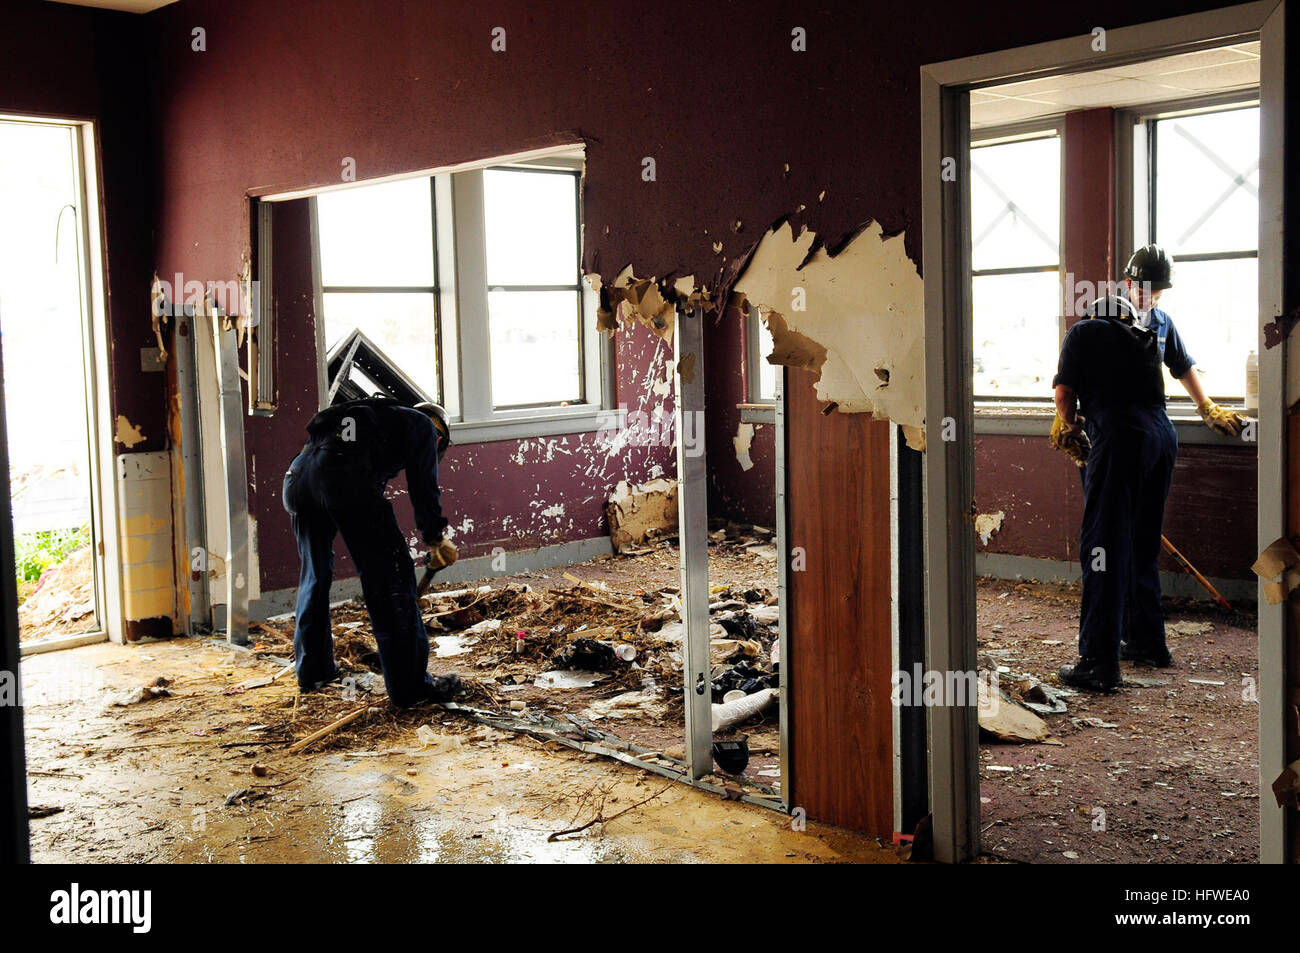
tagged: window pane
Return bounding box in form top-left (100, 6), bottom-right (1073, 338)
top-left (317, 178), bottom-right (434, 286)
top-left (970, 136), bottom-right (1060, 272)
top-left (322, 292), bottom-right (439, 399)
top-left (1156, 257), bottom-right (1256, 400)
top-left (973, 271), bottom-right (1060, 398)
top-left (757, 318), bottom-right (777, 400)
top-left (484, 169), bottom-right (579, 285)
top-left (487, 290), bottom-right (581, 407)
top-left (1155, 107), bottom-right (1259, 256)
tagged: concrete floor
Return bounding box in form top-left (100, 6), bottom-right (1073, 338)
top-left (20, 639), bottom-right (901, 864)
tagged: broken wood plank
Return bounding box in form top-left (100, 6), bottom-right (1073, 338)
top-left (288, 704), bottom-right (373, 754)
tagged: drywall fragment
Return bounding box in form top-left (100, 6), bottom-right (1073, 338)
top-left (978, 679), bottom-right (1056, 744)
top-left (733, 220), bottom-right (925, 442)
top-left (733, 422), bottom-right (755, 472)
top-left (115, 415), bottom-right (146, 448)
top-left (677, 352), bottom-right (697, 384)
top-left (620, 277), bottom-right (675, 341)
top-left (1272, 758), bottom-right (1300, 808)
top-left (761, 308), bottom-right (826, 371)
top-left (1251, 536), bottom-right (1300, 605)
top-left (901, 425), bottom-right (926, 452)
top-left (606, 478), bottom-right (678, 554)
top-left (974, 511), bottom-right (1005, 547)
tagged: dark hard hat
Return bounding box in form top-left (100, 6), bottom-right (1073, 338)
top-left (1086, 294), bottom-right (1140, 323)
top-left (1124, 244), bottom-right (1174, 290)
top-left (413, 402), bottom-right (451, 454)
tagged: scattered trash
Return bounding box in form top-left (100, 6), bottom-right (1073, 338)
top-left (712, 739), bottom-right (750, 774)
top-left (712, 687), bottom-right (778, 732)
top-left (581, 688), bottom-right (666, 721)
top-left (432, 634), bottom-right (477, 658)
top-left (105, 679), bottom-right (172, 707)
top-left (978, 678), bottom-right (1059, 744)
top-left (1071, 716), bottom-right (1118, 729)
top-left (534, 670), bottom-right (607, 689)
top-left (1188, 679), bottom-right (1226, 686)
top-left (553, 638), bottom-right (617, 672)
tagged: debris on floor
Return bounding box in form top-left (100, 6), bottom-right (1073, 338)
top-left (243, 528), bottom-right (785, 785)
top-left (977, 678), bottom-right (1059, 744)
top-left (975, 575), bottom-right (1259, 864)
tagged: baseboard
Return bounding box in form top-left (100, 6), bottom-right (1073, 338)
top-left (975, 552), bottom-right (1258, 604)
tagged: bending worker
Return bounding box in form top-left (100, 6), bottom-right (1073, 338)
top-left (1049, 244), bottom-right (1247, 692)
top-left (282, 397), bottom-right (462, 706)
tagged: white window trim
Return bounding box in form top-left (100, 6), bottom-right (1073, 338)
top-left (969, 117), bottom-right (1065, 404)
top-left (744, 304), bottom-right (776, 405)
top-left (306, 146), bottom-right (615, 444)
top-left (1117, 90), bottom-right (1260, 410)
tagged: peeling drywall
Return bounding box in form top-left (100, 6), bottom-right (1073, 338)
top-left (592, 268), bottom-right (714, 345)
top-left (974, 510), bottom-right (1005, 547)
top-left (733, 221), bottom-right (925, 448)
top-left (115, 415), bottom-right (146, 448)
top-left (733, 422), bottom-right (755, 472)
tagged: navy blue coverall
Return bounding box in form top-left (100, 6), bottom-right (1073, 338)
top-left (281, 398), bottom-right (448, 705)
top-left (1053, 302), bottom-right (1194, 669)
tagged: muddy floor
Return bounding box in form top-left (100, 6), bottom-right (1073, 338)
top-left (20, 540), bottom-right (896, 864)
top-left (976, 577), bottom-right (1259, 864)
top-left (19, 637), bottom-right (894, 863)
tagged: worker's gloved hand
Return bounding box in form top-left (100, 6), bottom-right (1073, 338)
top-left (426, 537), bottom-right (459, 570)
top-left (1049, 412), bottom-right (1091, 468)
top-left (1198, 401), bottom-right (1248, 437)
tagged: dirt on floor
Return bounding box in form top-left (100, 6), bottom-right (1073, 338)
top-left (19, 630), bottom-right (894, 864)
top-left (975, 576), bottom-right (1259, 864)
top-left (248, 525), bottom-right (784, 790)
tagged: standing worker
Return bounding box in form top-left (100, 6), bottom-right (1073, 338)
top-left (282, 397), bottom-right (462, 706)
top-left (1049, 244), bottom-right (1248, 691)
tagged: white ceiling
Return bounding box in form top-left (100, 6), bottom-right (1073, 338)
top-left (971, 42), bottom-right (1259, 128)
top-left (46, 0), bottom-right (178, 13)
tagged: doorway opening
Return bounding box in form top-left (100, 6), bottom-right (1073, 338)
top-left (921, 2), bottom-right (1287, 863)
top-left (0, 117), bottom-right (111, 655)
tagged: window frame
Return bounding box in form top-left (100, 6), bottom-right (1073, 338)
top-left (315, 176), bottom-right (449, 408)
top-left (310, 148), bottom-right (614, 444)
top-left (744, 305), bottom-right (776, 405)
top-left (969, 117), bottom-right (1066, 405)
top-left (1117, 90), bottom-right (1260, 408)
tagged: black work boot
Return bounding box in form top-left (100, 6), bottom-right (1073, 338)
top-left (420, 673), bottom-right (463, 704)
top-left (1058, 656), bottom-right (1120, 693)
top-left (1119, 641), bottom-right (1174, 668)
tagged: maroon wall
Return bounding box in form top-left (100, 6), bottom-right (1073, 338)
top-left (254, 199), bottom-right (676, 593)
top-left (1063, 107), bottom-right (1116, 317)
top-left (706, 305), bottom-right (776, 527)
top-left (0, 1), bottom-right (160, 453)
top-left (975, 435), bottom-right (1257, 580)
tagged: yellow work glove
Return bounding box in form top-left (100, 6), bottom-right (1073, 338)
top-left (1049, 412), bottom-right (1091, 467)
top-left (426, 538), bottom-right (459, 569)
top-left (1198, 401), bottom-right (1247, 437)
